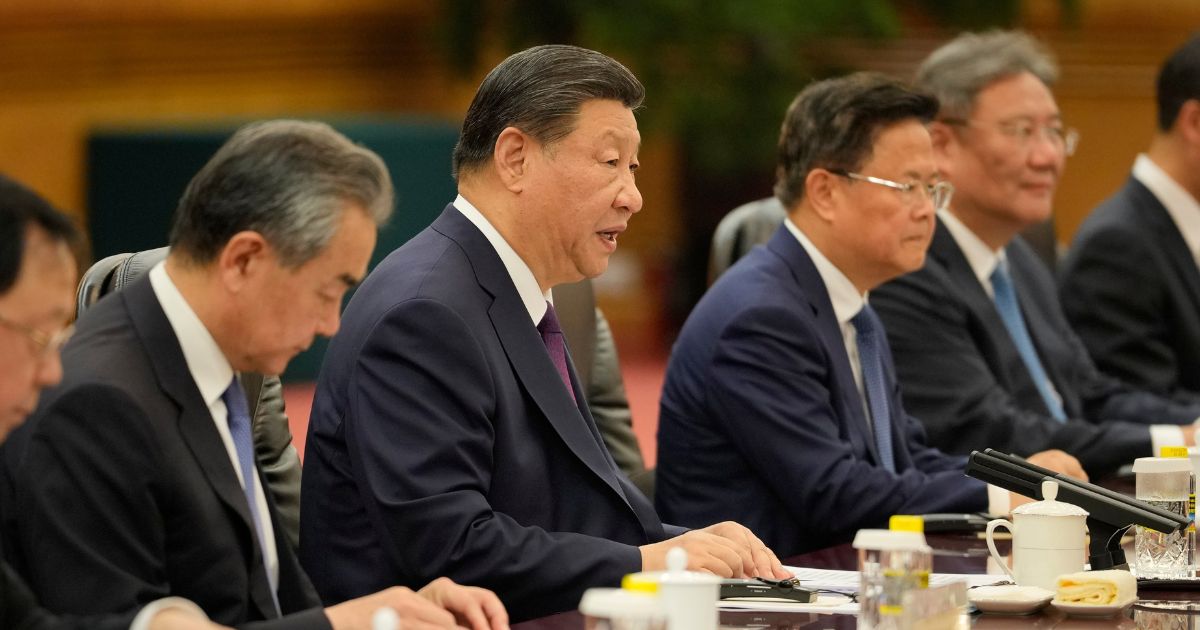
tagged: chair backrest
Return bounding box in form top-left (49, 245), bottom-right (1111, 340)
top-left (73, 246), bottom-right (267, 408)
top-left (76, 247), bottom-right (169, 317)
top-left (707, 196), bottom-right (787, 284)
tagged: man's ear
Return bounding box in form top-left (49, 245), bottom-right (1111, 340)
top-left (1176, 99), bottom-right (1200, 147)
top-left (805, 169), bottom-right (840, 223)
top-left (928, 121), bottom-right (954, 158)
top-left (494, 126), bottom-right (533, 193)
top-left (216, 231), bottom-right (270, 293)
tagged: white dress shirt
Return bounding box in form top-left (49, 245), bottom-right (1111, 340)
top-left (455, 194), bottom-right (553, 324)
top-left (783, 219), bottom-right (873, 429)
top-left (148, 262), bottom-right (280, 590)
top-left (938, 209), bottom-right (1185, 452)
top-left (1133, 153), bottom-right (1200, 268)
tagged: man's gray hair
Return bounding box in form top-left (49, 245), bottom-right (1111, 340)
top-left (916, 30), bottom-right (1059, 120)
top-left (169, 119), bottom-right (394, 267)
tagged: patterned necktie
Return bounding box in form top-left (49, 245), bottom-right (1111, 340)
top-left (221, 377), bottom-right (280, 612)
top-left (538, 303), bottom-right (577, 403)
top-left (990, 259), bottom-right (1067, 422)
top-left (850, 305), bottom-right (896, 473)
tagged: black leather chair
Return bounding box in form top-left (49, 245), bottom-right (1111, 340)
top-left (707, 197), bottom-right (787, 283)
top-left (75, 247), bottom-right (303, 549)
top-left (555, 279), bottom-right (655, 499)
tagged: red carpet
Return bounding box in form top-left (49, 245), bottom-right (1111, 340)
top-left (282, 352), bottom-right (667, 467)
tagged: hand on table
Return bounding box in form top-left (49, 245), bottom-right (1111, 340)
top-left (641, 521), bottom-right (792, 579)
top-left (325, 585), bottom-right (461, 630)
top-left (147, 610), bottom-right (228, 630)
top-left (1009, 449), bottom-right (1087, 511)
top-left (418, 576), bottom-right (510, 630)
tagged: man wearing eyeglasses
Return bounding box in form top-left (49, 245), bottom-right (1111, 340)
top-left (1060, 36), bottom-right (1200, 406)
top-left (0, 174), bottom-right (222, 630)
top-left (871, 31), bottom-right (1200, 480)
top-left (654, 72), bottom-right (1081, 557)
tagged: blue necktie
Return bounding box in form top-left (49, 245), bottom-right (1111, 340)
top-left (221, 377), bottom-right (280, 612)
top-left (990, 259), bottom-right (1067, 422)
top-left (851, 305), bottom-right (896, 473)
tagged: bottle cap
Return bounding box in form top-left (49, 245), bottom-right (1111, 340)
top-left (852, 528), bottom-right (930, 551)
top-left (889, 515), bottom-right (924, 533)
top-left (622, 571), bottom-right (661, 594)
top-left (1133, 456), bottom-right (1193, 474)
top-left (579, 588), bottom-right (663, 619)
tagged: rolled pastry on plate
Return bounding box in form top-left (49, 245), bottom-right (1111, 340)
top-left (1054, 570), bottom-right (1137, 604)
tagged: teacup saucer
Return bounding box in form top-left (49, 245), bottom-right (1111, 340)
top-left (969, 585), bottom-right (1055, 615)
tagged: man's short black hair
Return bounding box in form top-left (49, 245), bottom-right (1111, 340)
top-left (0, 174), bottom-right (80, 294)
top-left (1157, 34), bottom-right (1200, 132)
top-left (774, 73), bottom-right (939, 208)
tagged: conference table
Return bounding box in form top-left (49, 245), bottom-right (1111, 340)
top-left (513, 532), bottom-right (1200, 629)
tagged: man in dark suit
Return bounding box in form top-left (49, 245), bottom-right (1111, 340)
top-left (1060, 36), bottom-right (1200, 404)
top-left (5, 122), bottom-right (507, 629)
top-left (654, 73), bottom-right (1082, 557)
top-left (0, 174), bottom-right (219, 630)
top-left (871, 31), bottom-right (1200, 478)
top-left (299, 45), bottom-right (788, 623)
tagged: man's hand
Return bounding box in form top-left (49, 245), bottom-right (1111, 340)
top-left (325, 586), bottom-right (459, 629)
top-left (1183, 424), bottom-right (1196, 447)
top-left (640, 521), bottom-right (792, 579)
top-left (418, 576), bottom-right (510, 630)
top-left (148, 610), bottom-right (227, 630)
top-left (1026, 449), bottom-right (1087, 481)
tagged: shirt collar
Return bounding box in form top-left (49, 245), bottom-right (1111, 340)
top-left (1133, 154), bottom-right (1200, 259)
top-left (454, 195), bottom-right (551, 326)
top-left (784, 218), bottom-right (865, 326)
top-left (148, 261), bottom-right (235, 407)
top-left (938, 208), bottom-right (1005, 293)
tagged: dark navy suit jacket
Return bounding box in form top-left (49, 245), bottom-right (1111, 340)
top-left (1061, 177), bottom-right (1200, 404)
top-left (299, 205), bottom-right (678, 622)
top-left (873, 221), bottom-right (1197, 477)
top-left (655, 225), bottom-right (987, 557)
top-left (2, 276), bottom-right (329, 629)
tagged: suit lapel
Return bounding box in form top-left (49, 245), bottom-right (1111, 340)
top-left (431, 207), bottom-right (634, 512)
top-left (1133, 178), bottom-right (1200, 317)
top-left (121, 276), bottom-right (279, 619)
top-left (930, 222), bottom-right (1059, 416)
top-left (765, 228), bottom-right (882, 466)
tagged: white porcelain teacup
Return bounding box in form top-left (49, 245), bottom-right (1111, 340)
top-left (985, 480), bottom-right (1088, 590)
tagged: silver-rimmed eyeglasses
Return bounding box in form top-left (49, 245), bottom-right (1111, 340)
top-left (829, 169), bottom-right (954, 211)
top-left (940, 117), bottom-right (1080, 157)
top-left (0, 313), bottom-right (74, 359)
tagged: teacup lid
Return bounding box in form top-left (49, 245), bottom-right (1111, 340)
top-left (1012, 480), bottom-right (1089, 516)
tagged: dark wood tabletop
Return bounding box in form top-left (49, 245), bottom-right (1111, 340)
top-left (512, 532), bottom-right (1200, 629)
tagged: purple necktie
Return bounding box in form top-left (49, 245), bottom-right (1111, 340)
top-left (538, 303), bottom-right (576, 403)
top-left (221, 377), bottom-right (280, 614)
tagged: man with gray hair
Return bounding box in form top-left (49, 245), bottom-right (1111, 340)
top-left (300, 44), bottom-right (788, 622)
top-left (6, 120), bottom-right (508, 629)
top-left (871, 30), bottom-right (1200, 479)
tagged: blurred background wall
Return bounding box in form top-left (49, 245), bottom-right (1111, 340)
top-left (1, 0), bottom-right (1197, 391)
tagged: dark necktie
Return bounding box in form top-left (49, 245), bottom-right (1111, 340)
top-left (221, 377), bottom-right (281, 612)
top-left (990, 259), bottom-right (1066, 422)
top-left (538, 303), bottom-right (576, 403)
top-left (850, 305), bottom-right (896, 473)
